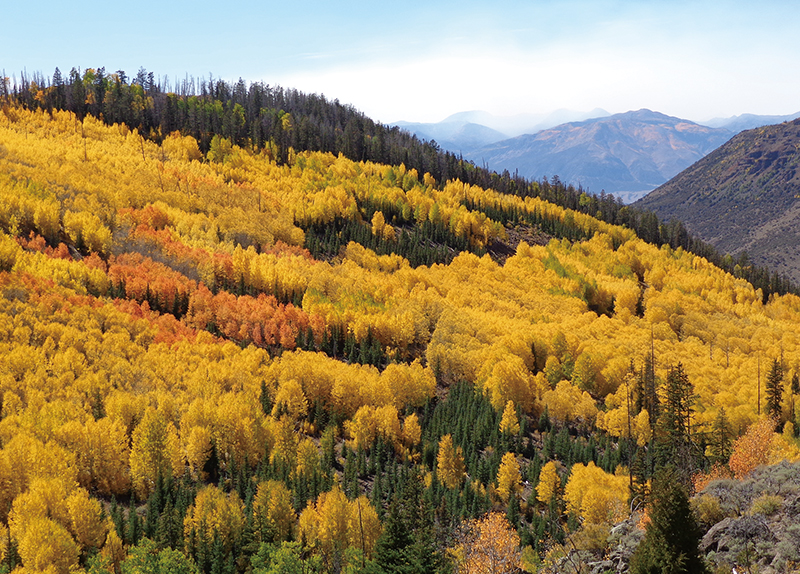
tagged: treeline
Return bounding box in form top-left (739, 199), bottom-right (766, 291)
top-left (3, 66), bottom-right (798, 300)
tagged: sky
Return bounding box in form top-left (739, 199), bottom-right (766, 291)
top-left (3, 0), bottom-right (799, 125)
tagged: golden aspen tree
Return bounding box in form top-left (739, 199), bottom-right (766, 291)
top-left (453, 512), bottom-right (521, 574)
top-left (296, 437), bottom-right (320, 478)
top-left (499, 400), bottom-right (520, 435)
top-left (496, 452), bottom-right (522, 503)
top-left (564, 462), bottom-right (629, 525)
top-left (299, 486), bottom-right (382, 568)
top-left (402, 413), bottom-right (422, 448)
top-left (272, 378), bottom-right (309, 421)
top-left (270, 415), bottom-right (299, 470)
top-left (437, 434), bottom-right (465, 489)
top-left (375, 404), bottom-right (402, 448)
top-left (183, 485), bottom-right (244, 553)
top-left (371, 211), bottom-right (386, 238)
top-left (129, 407), bottom-right (184, 497)
top-left (728, 417), bottom-right (776, 479)
top-left (299, 486), bottom-right (351, 569)
top-left (184, 425), bottom-right (212, 480)
top-left (345, 406), bottom-right (378, 450)
top-left (253, 480), bottom-right (296, 543)
top-left (59, 416), bottom-right (131, 496)
top-left (536, 461), bottom-right (561, 505)
top-left (16, 517), bottom-right (80, 574)
top-left (101, 520), bottom-right (126, 571)
top-left (346, 495), bottom-right (382, 560)
top-left (65, 488), bottom-right (107, 550)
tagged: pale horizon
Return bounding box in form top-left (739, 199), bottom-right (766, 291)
top-left (3, 0), bottom-right (799, 126)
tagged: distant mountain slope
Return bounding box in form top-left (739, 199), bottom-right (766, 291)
top-left (464, 110), bottom-right (733, 203)
top-left (391, 120), bottom-right (508, 154)
top-left (636, 118), bottom-right (800, 283)
top-left (391, 108), bottom-right (609, 154)
top-left (703, 111), bottom-right (800, 133)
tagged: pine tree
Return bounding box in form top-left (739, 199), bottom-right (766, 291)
top-left (655, 363), bottom-right (697, 477)
top-left (630, 470), bottom-right (709, 574)
top-left (765, 358), bottom-right (784, 421)
top-left (373, 471), bottom-right (446, 574)
top-left (710, 407), bottom-right (733, 464)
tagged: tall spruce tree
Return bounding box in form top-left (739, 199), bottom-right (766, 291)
top-left (372, 470), bottom-right (446, 574)
top-left (765, 358), bottom-right (784, 421)
top-left (630, 470), bottom-right (709, 574)
top-left (655, 363), bottom-right (697, 476)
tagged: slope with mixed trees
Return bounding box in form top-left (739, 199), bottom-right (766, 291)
top-left (637, 117), bottom-right (800, 284)
top-left (464, 109), bottom-right (732, 203)
top-left (3, 69), bottom-right (800, 574)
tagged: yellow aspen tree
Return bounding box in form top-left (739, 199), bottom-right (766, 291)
top-left (345, 406), bottom-right (378, 451)
top-left (437, 434), bottom-right (465, 489)
top-left (564, 462), bottom-right (628, 525)
top-left (296, 437), bottom-right (320, 478)
top-left (253, 480), bottom-right (296, 543)
top-left (728, 417), bottom-right (776, 479)
top-left (272, 378), bottom-right (309, 421)
top-left (536, 461), bottom-right (560, 504)
top-left (496, 452), bottom-right (522, 503)
top-left (454, 512), bottom-right (521, 574)
top-left (183, 485), bottom-right (244, 554)
top-left (17, 517), bottom-right (80, 574)
top-left (101, 519), bottom-right (126, 571)
top-left (402, 413), bottom-right (422, 448)
top-left (371, 211), bottom-right (386, 238)
top-left (299, 486), bottom-right (351, 569)
top-left (66, 488), bottom-right (107, 550)
top-left (184, 425), bottom-right (212, 480)
top-left (375, 404), bottom-right (402, 448)
top-left (499, 400), bottom-right (520, 435)
top-left (129, 408), bottom-right (184, 498)
top-left (347, 495), bottom-right (382, 560)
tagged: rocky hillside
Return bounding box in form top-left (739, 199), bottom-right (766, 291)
top-left (464, 110), bottom-right (732, 202)
top-left (636, 118), bottom-right (800, 284)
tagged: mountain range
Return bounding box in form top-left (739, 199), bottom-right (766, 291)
top-left (396, 110), bottom-right (800, 203)
top-left (463, 110), bottom-right (733, 203)
top-left (636, 117), bottom-right (800, 283)
top-left (391, 108), bottom-right (610, 154)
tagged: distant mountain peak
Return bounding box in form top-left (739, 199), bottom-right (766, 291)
top-left (462, 110), bottom-right (732, 203)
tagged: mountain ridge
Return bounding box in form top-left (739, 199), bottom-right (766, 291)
top-left (463, 109), bottom-right (733, 202)
top-left (636, 117), bottom-right (800, 283)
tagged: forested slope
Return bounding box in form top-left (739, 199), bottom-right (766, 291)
top-left (4, 67), bottom-right (797, 300)
top-left (1, 96), bottom-right (800, 573)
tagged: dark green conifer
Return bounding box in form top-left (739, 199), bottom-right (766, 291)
top-left (630, 470), bottom-right (709, 574)
top-left (765, 358), bottom-right (784, 421)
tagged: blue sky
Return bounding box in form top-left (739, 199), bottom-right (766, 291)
top-left (3, 0), bottom-right (799, 124)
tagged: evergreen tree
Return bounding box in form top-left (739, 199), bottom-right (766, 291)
top-left (373, 471), bottom-right (446, 574)
top-left (655, 363), bottom-right (697, 477)
top-left (635, 355), bottom-right (659, 428)
top-left (710, 407), bottom-right (732, 464)
top-left (765, 358), bottom-right (784, 421)
top-left (630, 470), bottom-right (709, 574)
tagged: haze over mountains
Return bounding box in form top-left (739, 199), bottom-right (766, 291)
top-left (464, 110), bottom-right (733, 203)
top-left (396, 109), bottom-right (800, 203)
top-left (637, 117), bottom-right (800, 284)
top-left (391, 108), bottom-right (610, 153)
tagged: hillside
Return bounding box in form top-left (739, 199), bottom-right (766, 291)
top-left (2, 81), bottom-right (800, 574)
top-left (637, 118), bottom-right (800, 284)
top-left (464, 110), bottom-right (733, 203)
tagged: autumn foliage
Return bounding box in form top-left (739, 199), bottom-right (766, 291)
top-left (2, 101), bottom-right (800, 573)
